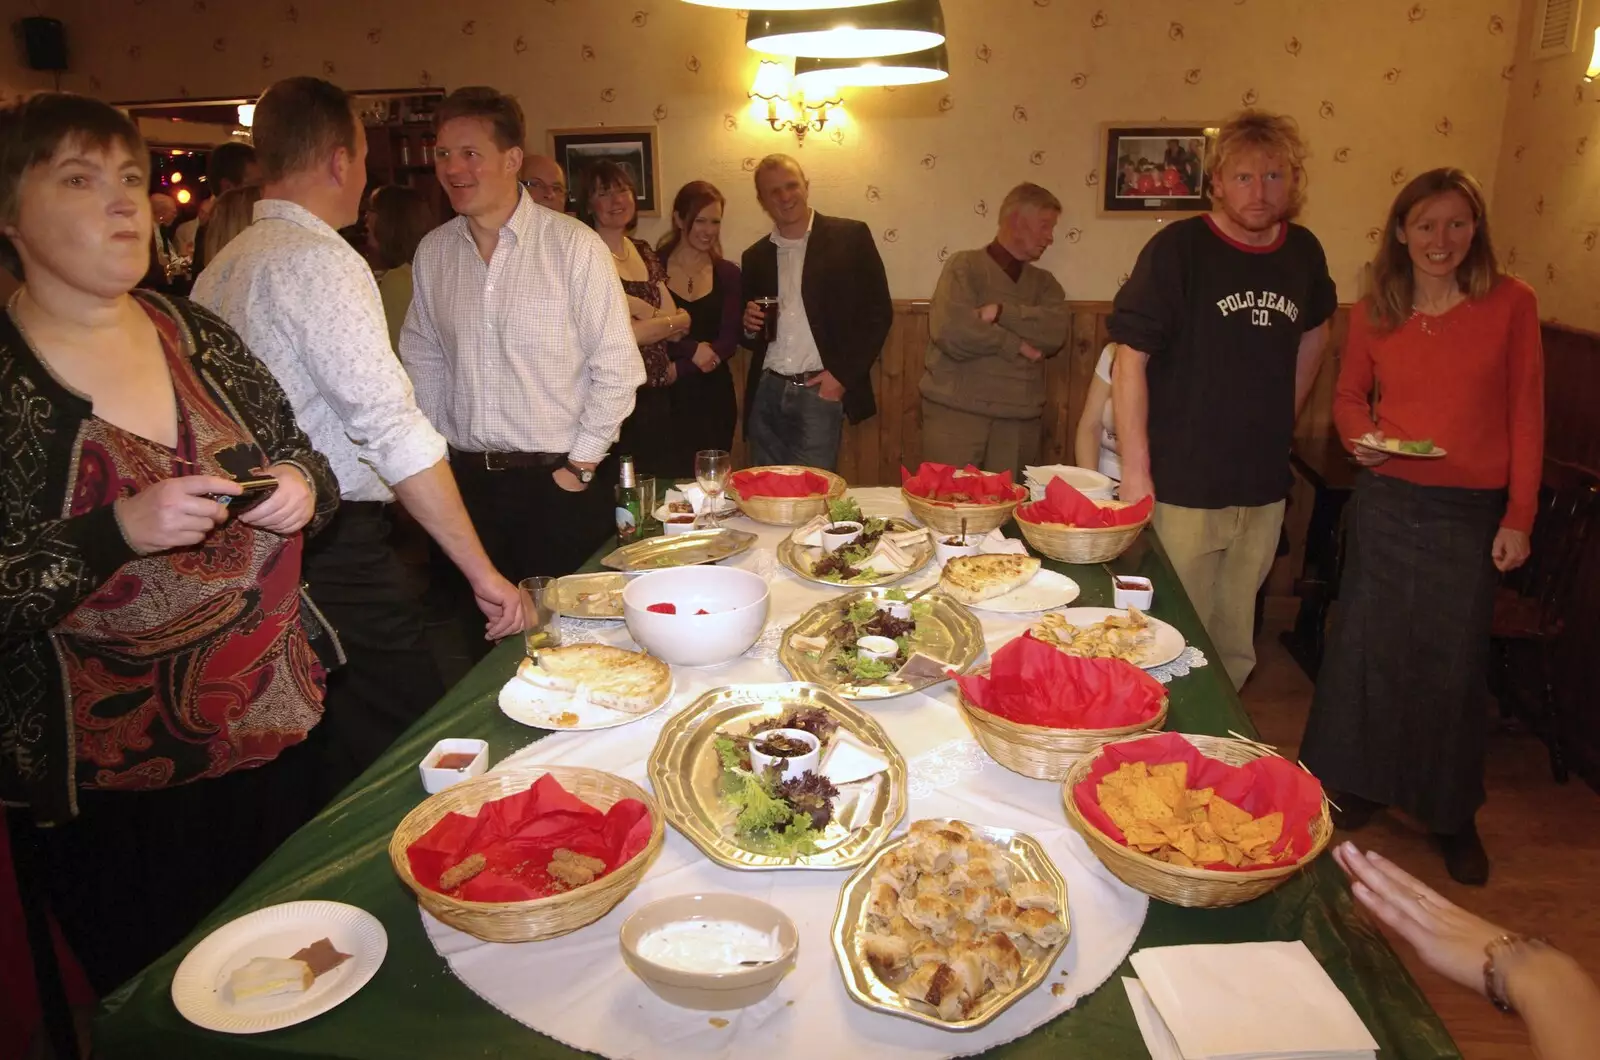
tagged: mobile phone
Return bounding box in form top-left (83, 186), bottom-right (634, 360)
top-left (213, 476), bottom-right (280, 515)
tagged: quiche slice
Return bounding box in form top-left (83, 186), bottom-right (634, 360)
top-left (938, 554), bottom-right (1042, 604)
top-left (516, 644), bottom-right (671, 714)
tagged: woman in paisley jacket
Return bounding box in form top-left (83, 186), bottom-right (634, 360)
top-left (0, 93), bottom-right (341, 994)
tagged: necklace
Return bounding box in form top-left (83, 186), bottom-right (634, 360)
top-left (670, 252), bottom-right (710, 298)
top-left (1410, 293), bottom-right (1465, 336)
top-left (610, 241), bottom-right (629, 263)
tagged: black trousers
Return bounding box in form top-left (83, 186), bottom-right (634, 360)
top-left (450, 449), bottom-right (618, 584)
top-left (302, 501), bottom-right (444, 802)
top-left (9, 724), bottom-right (327, 997)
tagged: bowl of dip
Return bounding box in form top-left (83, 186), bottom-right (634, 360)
top-left (620, 893), bottom-right (798, 1010)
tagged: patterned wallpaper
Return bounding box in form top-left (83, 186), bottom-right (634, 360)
top-left (1491, 0), bottom-right (1600, 333)
top-left (3, 0), bottom-right (1525, 301)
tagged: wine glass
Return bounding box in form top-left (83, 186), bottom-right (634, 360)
top-left (694, 449), bottom-right (731, 529)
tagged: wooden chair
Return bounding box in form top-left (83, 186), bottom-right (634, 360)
top-left (1490, 471), bottom-right (1600, 782)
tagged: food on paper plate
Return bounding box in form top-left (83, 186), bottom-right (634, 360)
top-left (291, 937), bottom-right (353, 977)
top-left (515, 644), bottom-right (671, 714)
top-left (1095, 760), bottom-right (1292, 868)
top-left (227, 956), bottom-right (314, 1001)
top-left (938, 554), bottom-right (1042, 604)
top-left (1031, 608), bottom-right (1154, 665)
top-left (857, 820), bottom-right (1064, 1022)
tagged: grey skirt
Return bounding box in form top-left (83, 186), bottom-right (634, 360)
top-left (1299, 471), bottom-right (1504, 833)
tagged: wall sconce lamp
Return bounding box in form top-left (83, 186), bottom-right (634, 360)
top-left (1586, 26), bottom-right (1600, 85)
top-left (748, 59), bottom-right (843, 146)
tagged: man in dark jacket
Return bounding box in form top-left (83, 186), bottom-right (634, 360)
top-left (739, 154), bottom-right (891, 470)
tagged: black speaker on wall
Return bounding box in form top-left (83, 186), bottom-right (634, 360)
top-left (18, 17), bottom-right (67, 72)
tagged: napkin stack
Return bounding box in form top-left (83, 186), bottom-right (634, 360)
top-left (1124, 942), bottom-right (1378, 1060)
top-left (1017, 477), bottom-right (1153, 528)
top-left (1024, 464), bottom-right (1115, 501)
top-left (973, 527), bottom-right (1029, 556)
top-left (820, 735), bottom-right (890, 831)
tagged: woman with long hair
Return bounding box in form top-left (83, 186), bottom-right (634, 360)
top-left (365, 183), bottom-right (437, 352)
top-left (1300, 168), bottom-right (1544, 885)
top-left (578, 159), bottom-right (689, 478)
top-left (0, 93), bottom-right (339, 992)
top-left (658, 180), bottom-right (740, 470)
top-left (200, 181), bottom-right (262, 266)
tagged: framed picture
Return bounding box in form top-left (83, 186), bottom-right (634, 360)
top-left (547, 125), bottom-right (661, 217)
top-left (1098, 123), bottom-right (1217, 216)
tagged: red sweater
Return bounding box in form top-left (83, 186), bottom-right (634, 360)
top-left (1333, 277), bottom-right (1545, 532)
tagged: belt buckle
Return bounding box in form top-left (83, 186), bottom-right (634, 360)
top-left (484, 451), bottom-right (506, 471)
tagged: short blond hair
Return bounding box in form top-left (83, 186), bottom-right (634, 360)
top-left (753, 152), bottom-right (805, 192)
top-left (1207, 109), bottom-right (1309, 219)
top-left (999, 182), bottom-right (1061, 221)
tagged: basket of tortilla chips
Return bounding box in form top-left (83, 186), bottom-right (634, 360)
top-left (390, 765), bottom-right (663, 942)
top-left (1062, 731), bottom-right (1332, 908)
top-left (729, 465), bottom-right (847, 525)
top-left (900, 463), bottom-right (1027, 536)
top-left (953, 633), bottom-right (1169, 779)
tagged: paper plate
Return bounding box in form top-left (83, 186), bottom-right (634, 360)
top-left (1049, 606), bottom-right (1186, 669)
top-left (498, 670), bottom-right (675, 732)
top-left (171, 901), bottom-right (386, 1035)
top-left (966, 569), bottom-right (1081, 613)
top-left (1351, 437), bottom-right (1447, 460)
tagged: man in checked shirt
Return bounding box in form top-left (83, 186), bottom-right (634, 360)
top-left (402, 87), bottom-right (644, 581)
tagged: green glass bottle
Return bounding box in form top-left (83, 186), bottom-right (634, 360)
top-left (615, 455), bottom-right (642, 543)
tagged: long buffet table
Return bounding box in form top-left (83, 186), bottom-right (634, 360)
top-left (95, 492), bottom-right (1461, 1059)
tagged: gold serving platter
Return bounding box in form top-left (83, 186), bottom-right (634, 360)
top-left (647, 683), bottom-right (907, 870)
top-left (776, 519), bottom-right (932, 588)
top-left (778, 588), bottom-right (984, 700)
top-left (831, 821), bottom-right (1071, 1032)
top-left (549, 572), bottom-right (628, 620)
top-left (601, 528), bottom-right (757, 571)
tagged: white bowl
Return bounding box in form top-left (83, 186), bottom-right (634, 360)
top-left (747, 728), bottom-right (821, 782)
top-left (623, 566), bottom-right (770, 667)
top-left (933, 536), bottom-right (981, 567)
top-left (662, 515), bottom-right (700, 536)
top-left (1112, 575), bottom-right (1155, 610)
top-left (419, 738), bottom-right (489, 793)
top-left (875, 598), bottom-right (912, 621)
top-left (855, 635), bottom-right (899, 662)
top-left (620, 893), bottom-right (798, 1011)
top-left (821, 520), bottom-right (863, 551)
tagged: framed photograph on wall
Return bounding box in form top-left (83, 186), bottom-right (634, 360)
top-left (547, 125), bottom-right (661, 217)
top-left (1098, 122), bottom-right (1217, 216)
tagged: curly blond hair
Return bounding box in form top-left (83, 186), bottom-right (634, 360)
top-left (1206, 109), bottom-right (1309, 220)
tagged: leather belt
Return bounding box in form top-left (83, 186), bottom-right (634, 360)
top-left (450, 447), bottom-right (565, 471)
top-left (765, 368), bottom-right (822, 386)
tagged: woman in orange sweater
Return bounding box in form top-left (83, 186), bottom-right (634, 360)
top-left (1300, 168), bottom-right (1543, 886)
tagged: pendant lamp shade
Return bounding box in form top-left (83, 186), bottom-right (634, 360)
top-left (793, 44), bottom-right (948, 90)
top-left (746, 0), bottom-right (946, 59)
top-left (686, 0), bottom-right (892, 8)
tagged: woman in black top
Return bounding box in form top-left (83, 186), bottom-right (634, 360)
top-left (659, 181), bottom-right (741, 471)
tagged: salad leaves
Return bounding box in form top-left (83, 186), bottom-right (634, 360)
top-left (713, 735), bottom-right (828, 858)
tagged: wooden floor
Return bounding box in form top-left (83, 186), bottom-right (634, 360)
top-left (1242, 603), bottom-right (1600, 1060)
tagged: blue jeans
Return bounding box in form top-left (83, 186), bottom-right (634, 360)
top-left (746, 371), bottom-right (845, 469)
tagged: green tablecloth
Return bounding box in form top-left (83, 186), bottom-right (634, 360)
top-left (97, 533), bottom-right (1460, 1059)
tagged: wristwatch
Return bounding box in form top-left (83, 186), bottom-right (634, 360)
top-left (564, 460), bottom-right (594, 485)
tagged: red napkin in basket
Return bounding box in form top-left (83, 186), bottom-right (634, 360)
top-left (1017, 477), bottom-right (1153, 527)
top-left (1071, 731), bottom-right (1325, 872)
top-left (406, 773), bottom-right (653, 901)
top-left (731, 468), bottom-right (831, 498)
top-left (900, 462), bottom-right (1025, 503)
top-left (955, 632), bottom-right (1165, 728)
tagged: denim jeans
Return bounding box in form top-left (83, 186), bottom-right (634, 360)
top-left (746, 370), bottom-right (845, 469)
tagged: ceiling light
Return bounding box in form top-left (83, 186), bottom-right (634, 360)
top-left (747, 0), bottom-right (945, 59)
top-left (686, 0), bottom-right (891, 8)
top-left (794, 44), bottom-right (948, 90)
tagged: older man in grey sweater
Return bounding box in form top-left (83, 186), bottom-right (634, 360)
top-left (919, 183), bottom-right (1069, 477)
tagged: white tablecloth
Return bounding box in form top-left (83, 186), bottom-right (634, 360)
top-left (420, 488), bottom-right (1150, 1058)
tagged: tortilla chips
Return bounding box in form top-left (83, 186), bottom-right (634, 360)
top-left (1094, 760), bottom-right (1292, 869)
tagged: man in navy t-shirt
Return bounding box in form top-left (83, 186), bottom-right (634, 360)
top-left (1108, 110), bottom-right (1337, 689)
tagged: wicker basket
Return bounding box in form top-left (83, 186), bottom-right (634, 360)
top-left (388, 764), bottom-right (664, 942)
top-left (1014, 501), bottom-right (1149, 564)
top-left (1061, 733), bottom-right (1333, 908)
top-left (731, 465), bottom-right (847, 526)
top-left (955, 671), bottom-right (1168, 781)
top-left (901, 475), bottom-right (1026, 536)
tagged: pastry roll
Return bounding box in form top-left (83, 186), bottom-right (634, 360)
top-left (943, 943), bottom-right (988, 999)
top-left (1016, 907), bottom-right (1067, 948)
top-left (981, 932), bottom-right (1023, 991)
top-left (909, 938), bottom-right (948, 968)
top-left (862, 931), bottom-right (911, 978)
top-left (984, 895), bottom-right (1021, 936)
top-left (900, 893), bottom-right (958, 936)
top-left (865, 880), bottom-right (900, 923)
top-left (899, 961), bottom-right (959, 1009)
top-left (1008, 879), bottom-right (1059, 913)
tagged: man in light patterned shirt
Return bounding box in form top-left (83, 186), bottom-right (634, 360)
top-left (194, 77), bottom-right (521, 794)
top-left (402, 87), bottom-right (644, 580)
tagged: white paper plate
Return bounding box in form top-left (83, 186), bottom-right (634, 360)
top-left (966, 569), bottom-right (1081, 613)
top-left (498, 671), bottom-right (674, 731)
top-left (1351, 436), bottom-right (1447, 460)
top-left (171, 901), bottom-right (386, 1035)
top-left (1050, 606), bottom-right (1186, 669)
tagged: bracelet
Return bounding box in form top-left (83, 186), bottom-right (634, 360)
top-left (1484, 933), bottom-right (1552, 1014)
